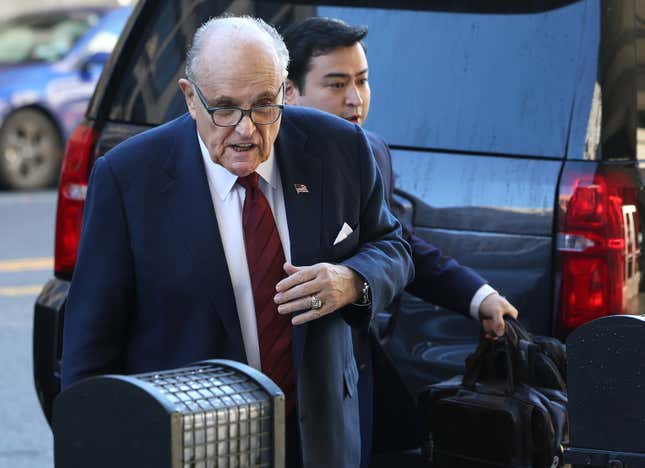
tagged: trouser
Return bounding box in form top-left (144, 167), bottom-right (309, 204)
top-left (286, 409), bottom-right (302, 468)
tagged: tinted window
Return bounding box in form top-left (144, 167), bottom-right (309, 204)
top-left (105, 0), bottom-right (588, 157)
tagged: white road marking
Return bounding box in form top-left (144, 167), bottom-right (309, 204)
top-left (0, 285), bottom-right (42, 296)
top-left (0, 257), bottom-right (53, 272)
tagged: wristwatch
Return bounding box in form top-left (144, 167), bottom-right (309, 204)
top-left (356, 281), bottom-right (371, 306)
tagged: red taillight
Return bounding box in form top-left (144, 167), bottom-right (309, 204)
top-left (556, 164), bottom-right (641, 336)
top-left (54, 124), bottom-right (98, 276)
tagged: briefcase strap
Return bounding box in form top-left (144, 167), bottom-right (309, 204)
top-left (462, 323), bottom-right (522, 395)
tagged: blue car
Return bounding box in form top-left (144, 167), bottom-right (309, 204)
top-left (0, 6), bottom-right (132, 190)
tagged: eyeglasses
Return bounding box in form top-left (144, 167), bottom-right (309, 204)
top-left (191, 81), bottom-right (284, 127)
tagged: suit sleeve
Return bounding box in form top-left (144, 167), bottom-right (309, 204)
top-left (340, 126), bottom-right (414, 326)
top-left (61, 156), bottom-right (134, 389)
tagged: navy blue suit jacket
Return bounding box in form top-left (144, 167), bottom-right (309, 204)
top-left (61, 107), bottom-right (413, 468)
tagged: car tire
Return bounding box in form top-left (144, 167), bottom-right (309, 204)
top-left (0, 108), bottom-right (64, 190)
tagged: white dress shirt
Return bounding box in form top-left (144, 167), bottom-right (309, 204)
top-left (198, 133), bottom-right (291, 371)
top-left (470, 284), bottom-right (497, 320)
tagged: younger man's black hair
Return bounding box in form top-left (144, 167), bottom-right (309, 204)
top-left (282, 17), bottom-right (368, 92)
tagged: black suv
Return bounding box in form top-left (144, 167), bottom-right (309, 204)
top-left (34, 0), bottom-right (645, 455)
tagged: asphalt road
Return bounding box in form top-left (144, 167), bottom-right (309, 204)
top-left (0, 190), bottom-right (56, 468)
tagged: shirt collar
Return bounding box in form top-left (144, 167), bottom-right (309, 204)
top-left (198, 131), bottom-right (279, 200)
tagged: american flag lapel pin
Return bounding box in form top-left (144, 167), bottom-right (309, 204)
top-left (294, 183), bottom-right (309, 194)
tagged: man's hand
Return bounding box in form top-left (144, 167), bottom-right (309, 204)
top-left (274, 262), bottom-right (362, 325)
top-left (479, 293), bottom-right (519, 338)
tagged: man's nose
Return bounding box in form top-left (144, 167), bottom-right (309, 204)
top-left (235, 113), bottom-right (256, 136)
top-left (345, 85), bottom-right (363, 107)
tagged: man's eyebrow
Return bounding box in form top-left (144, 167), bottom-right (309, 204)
top-left (322, 72), bottom-right (351, 80)
top-left (253, 90), bottom-right (279, 101)
top-left (202, 87), bottom-right (281, 107)
top-left (215, 91), bottom-right (279, 106)
top-left (321, 69), bottom-right (369, 80)
top-left (207, 95), bottom-right (236, 107)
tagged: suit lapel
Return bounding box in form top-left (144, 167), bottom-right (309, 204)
top-left (159, 115), bottom-right (246, 362)
top-left (275, 118), bottom-right (322, 267)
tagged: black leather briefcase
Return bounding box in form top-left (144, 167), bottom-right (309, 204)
top-left (419, 319), bottom-right (568, 468)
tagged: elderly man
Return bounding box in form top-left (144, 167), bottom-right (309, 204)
top-left (282, 17), bottom-right (519, 466)
top-left (61, 16), bottom-right (413, 468)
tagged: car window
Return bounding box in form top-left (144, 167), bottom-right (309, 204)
top-left (0, 12), bottom-right (99, 64)
top-left (82, 9), bottom-right (132, 56)
top-left (105, 0), bottom-right (587, 158)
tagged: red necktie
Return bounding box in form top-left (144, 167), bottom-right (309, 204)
top-left (238, 172), bottom-right (295, 413)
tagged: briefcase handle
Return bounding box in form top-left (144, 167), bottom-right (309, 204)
top-left (462, 316), bottom-right (523, 395)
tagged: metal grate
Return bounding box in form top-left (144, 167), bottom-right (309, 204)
top-left (139, 364), bottom-right (275, 468)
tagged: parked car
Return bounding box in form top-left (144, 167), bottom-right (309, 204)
top-left (0, 6), bottom-right (132, 190)
top-left (33, 0), bottom-right (644, 461)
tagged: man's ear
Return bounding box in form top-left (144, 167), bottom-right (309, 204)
top-left (178, 78), bottom-right (197, 119)
top-left (285, 79), bottom-right (301, 105)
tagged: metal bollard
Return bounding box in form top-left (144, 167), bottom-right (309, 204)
top-left (564, 315), bottom-right (645, 467)
top-left (53, 359), bottom-right (285, 468)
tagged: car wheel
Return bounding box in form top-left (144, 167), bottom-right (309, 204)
top-left (0, 108), bottom-right (63, 190)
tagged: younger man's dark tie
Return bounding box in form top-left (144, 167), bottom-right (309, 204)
top-left (238, 172), bottom-right (295, 413)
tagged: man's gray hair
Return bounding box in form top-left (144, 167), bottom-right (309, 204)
top-left (185, 16), bottom-right (289, 83)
